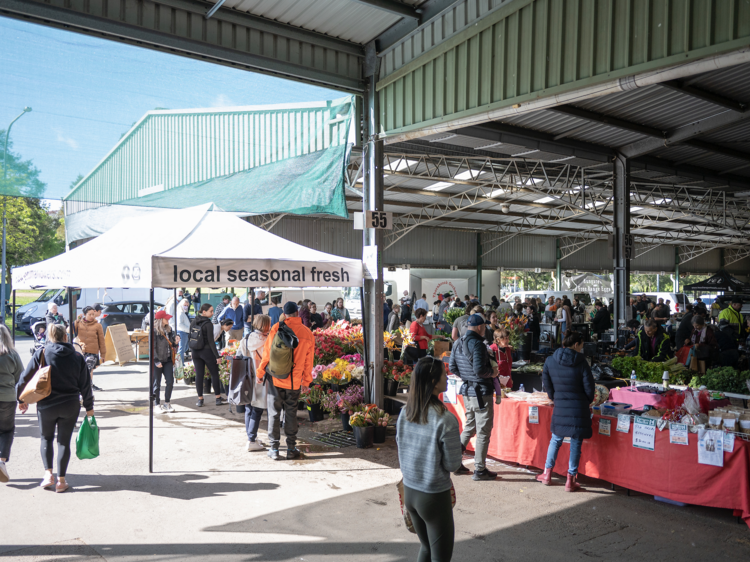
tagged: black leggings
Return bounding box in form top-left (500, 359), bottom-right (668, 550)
top-left (152, 360), bottom-right (174, 403)
top-left (193, 348), bottom-right (221, 398)
top-left (403, 485), bottom-right (454, 562)
top-left (37, 400), bottom-right (80, 477)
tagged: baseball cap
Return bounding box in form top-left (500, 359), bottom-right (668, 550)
top-left (467, 314), bottom-right (485, 327)
top-left (154, 309), bottom-right (172, 320)
top-left (731, 297), bottom-right (743, 304)
top-left (443, 292), bottom-right (451, 298)
top-left (222, 294), bottom-right (231, 301)
top-left (283, 301), bottom-right (299, 314)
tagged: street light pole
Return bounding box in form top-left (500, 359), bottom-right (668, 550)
top-left (1, 107), bottom-right (32, 325)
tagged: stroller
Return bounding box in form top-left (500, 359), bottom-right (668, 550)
top-left (30, 321), bottom-right (47, 355)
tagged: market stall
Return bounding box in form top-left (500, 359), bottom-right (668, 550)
top-left (12, 204), bottom-right (365, 471)
top-left (444, 393), bottom-right (750, 528)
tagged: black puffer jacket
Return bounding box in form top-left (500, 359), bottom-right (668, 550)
top-left (675, 312), bottom-right (694, 350)
top-left (449, 330), bottom-right (494, 407)
top-left (542, 347), bottom-right (595, 439)
top-left (17, 342), bottom-right (93, 411)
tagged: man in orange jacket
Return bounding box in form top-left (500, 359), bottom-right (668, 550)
top-left (257, 301), bottom-right (314, 460)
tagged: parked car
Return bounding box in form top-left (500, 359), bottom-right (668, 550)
top-left (99, 301), bottom-right (164, 334)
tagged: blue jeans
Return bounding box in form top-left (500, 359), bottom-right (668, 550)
top-left (245, 406), bottom-right (264, 441)
top-left (243, 326), bottom-right (252, 337)
top-left (177, 330), bottom-right (189, 364)
top-left (545, 433), bottom-right (584, 475)
top-left (558, 322), bottom-right (567, 340)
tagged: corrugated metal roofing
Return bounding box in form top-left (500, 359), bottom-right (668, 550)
top-left (217, 0), bottom-right (422, 44)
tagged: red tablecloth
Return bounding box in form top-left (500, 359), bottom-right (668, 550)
top-left (608, 387), bottom-right (733, 410)
top-left (446, 396), bottom-right (750, 528)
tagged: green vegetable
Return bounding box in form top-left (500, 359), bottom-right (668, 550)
top-left (443, 308), bottom-right (467, 325)
top-left (688, 368), bottom-right (750, 394)
top-left (611, 355), bottom-right (692, 385)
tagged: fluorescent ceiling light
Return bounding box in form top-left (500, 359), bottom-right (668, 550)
top-left (585, 201), bottom-right (606, 209)
top-left (630, 206), bottom-right (643, 211)
top-left (534, 196), bottom-right (558, 203)
top-left (424, 182), bottom-right (454, 192)
top-left (652, 198), bottom-right (673, 205)
top-left (386, 159), bottom-right (418, 172)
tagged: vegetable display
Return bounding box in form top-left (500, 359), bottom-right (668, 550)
top-left (688, 368), bottom-right (750, 395)
top-left (611, 355), bottom-right (690, 385)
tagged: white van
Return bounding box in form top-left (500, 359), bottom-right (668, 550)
top-left (15, 288), bottom-right (170, 334)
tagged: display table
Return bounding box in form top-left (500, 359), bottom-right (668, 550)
top-left (609, 387), bottom-right (732, 410)
top-left (445, 396), bottom-right (750, 528)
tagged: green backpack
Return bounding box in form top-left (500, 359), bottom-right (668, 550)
top-left (266, 321), bottom-right (299, 380)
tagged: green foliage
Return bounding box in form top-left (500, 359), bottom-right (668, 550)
top-left (688, 368), bottom-right (750, 394)
top-left (611, 355), bottom-right (691, 385)
top-left (442, 307), bottom-right (466, 325)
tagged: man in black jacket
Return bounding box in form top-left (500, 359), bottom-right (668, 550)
top-left (591, 301), bottom-right (611, 338)
top-left (632, 320), bottom-right (673, 362)
top-left (449, 314), bottom-right (498, 482)
top-left (675, 304), bottom-right (694, 351)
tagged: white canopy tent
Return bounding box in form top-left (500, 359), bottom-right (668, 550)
top-left (13, 204), bottom-right (363, 290)
top-left (13, 203), bottom-right (364, 473)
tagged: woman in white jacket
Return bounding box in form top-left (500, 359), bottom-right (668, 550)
top-left (174, 299), bottom-right (191, 364)
top-left (239, 314), bottom-right (271, 451)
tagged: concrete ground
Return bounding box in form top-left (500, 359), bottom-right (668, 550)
top-left (2, 336), bottom-right (749, 561)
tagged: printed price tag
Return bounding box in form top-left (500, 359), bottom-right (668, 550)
top-left (442, 378), bottom-right (458, 404)
top-left (633, 417), bottom-right (656, 451)
top-left (599, 418), bottom-right (611, 436)
top-left (616, 414), bottom-right (631, 433)
top-left (528, 406), bottom-right (539, 424)
top-left (669, 423), bottom-right (689, 445)
top-left (724, 432), bottom-right (735, 454)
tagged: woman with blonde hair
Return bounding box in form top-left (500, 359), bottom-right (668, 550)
top-left (239, 314), bottom-right (271, 451)
top-left (152, 309), bottom-right (179, 414)
top-left (0, 325), bottom-right (23, 482)
top-left (17, 324), bottom-right (93, 492)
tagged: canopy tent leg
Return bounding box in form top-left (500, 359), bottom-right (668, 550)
top-left (67, 287), bottom-right (75, 343)
top-left (149, 288), bottom-right (155, 473)
top-left (613, 154), bottom-right (632, 327)
top-left (11, 289), bottom-right (15, 344)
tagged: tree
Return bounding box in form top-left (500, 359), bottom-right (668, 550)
top-left (0, 130), bottom-right (66, 286)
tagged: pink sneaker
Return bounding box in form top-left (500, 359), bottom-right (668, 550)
top-left (56, 480), bottom-right (70, 493)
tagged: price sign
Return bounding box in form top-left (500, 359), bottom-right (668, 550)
top-left (366, 210), bottom-right (392, 230)
top-left (616, 414), bottom-right (631, 433)
top-left (528, 406), bottom-right (539, 424)
top-left (725, 432), bottom-right (735, 454)
top-left (633, 417), bottom-right (656, 451)
top-left (669, 423), bottom-right (689, 445)
top-left (599, 418), bottom-right (611, 436)
top-left (697, 429), bottom-right (723, 467)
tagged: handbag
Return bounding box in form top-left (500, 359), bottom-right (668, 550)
top-left (19, 349), bottom-right (52, 404)
top-left (228, 356), bottom-right (254, 406)
top-left (251, 375), bottom-right (273, 408)
top-left (76, 415), bottom-right (100, 460)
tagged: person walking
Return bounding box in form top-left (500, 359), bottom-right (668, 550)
top-left (397, 356), bottom-right (462, 562)
top-left (591, 301), bottom-right (611, 338)
top-left (45, 303), bottom-right (67, 329)
top-left (75, 306), bottom-right (107, 392)
top-left (152, 309), bottom-right (179, 414)
top-left (448, 314), bottom-right (498, 481)
top-left (414, 294), bottom-right (429, 313)
top-left (173, 298), bottom-right (192, 365)
top-left (17, 324), bottom-right (94, 492)
top-left (330, 297), bottom-right (350, 323)
top-left (219, 297), bottom-right (245, 341)
top-left (537, 330), bottom-right (595, 492)
top-left (192, 290), bottom-right (201, 314)
top-left (524, 305), bottom-right (541, 351)
top-left (387, 304), bottom-right (402, 332)
top-left (0, 326), bottom-right (23, 482)
top-left (239, 314), bottom-right (271, 452)
top-left (257, 302), bottom-right (314, 460)
top-left (191, 304), bottom-right (227, 407)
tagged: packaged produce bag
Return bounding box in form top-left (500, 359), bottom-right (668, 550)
top-left (76, 415), bottom-right (100, 460)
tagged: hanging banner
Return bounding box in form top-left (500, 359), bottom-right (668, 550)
top-left (422, 278), bottom-right (469, 301)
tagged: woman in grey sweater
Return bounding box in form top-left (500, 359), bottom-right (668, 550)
top-left (396, 356), bottom-right (462, 562)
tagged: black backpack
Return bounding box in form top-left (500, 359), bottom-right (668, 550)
top-left (188, 319), bottom-right (206, 350)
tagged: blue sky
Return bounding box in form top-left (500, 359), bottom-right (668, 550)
top-left (0, 17), bottom-right (341, 203)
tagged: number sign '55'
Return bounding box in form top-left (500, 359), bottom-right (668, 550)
top-left (366, 211), bottom-right (393, 230)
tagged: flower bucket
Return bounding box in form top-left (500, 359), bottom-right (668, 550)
top-left (373, 425), bottom-right (387, 443)
top-left (330, 384), bottom-right (340, 393)
top-left (307, 404), bottom-right (325, 422)
top-left (341, 413), bottom-right (352, 432)
top-left (353, 425), bottom-right (375, 449)
top-left (383, 379), bottom-right (399, 396)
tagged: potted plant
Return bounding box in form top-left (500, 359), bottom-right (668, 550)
top-left (182, 362), bottom-right (196, 385)
top-left (301, 385), bottom-right (326, 422)
top-left (367, 407), bottom-right (390, 443)
top-left (349, 410), bottom-right (375, 448)
top-left (337, 385), bottom-right (365, 432)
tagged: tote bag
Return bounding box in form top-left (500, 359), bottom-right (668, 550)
top-left (19, 349), bottom-right (52, 404)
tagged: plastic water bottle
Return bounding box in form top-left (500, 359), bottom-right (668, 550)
top-left (519, 384), bottom-right (525, 393)
top-left (630, 370), bottom-right (637, 389)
